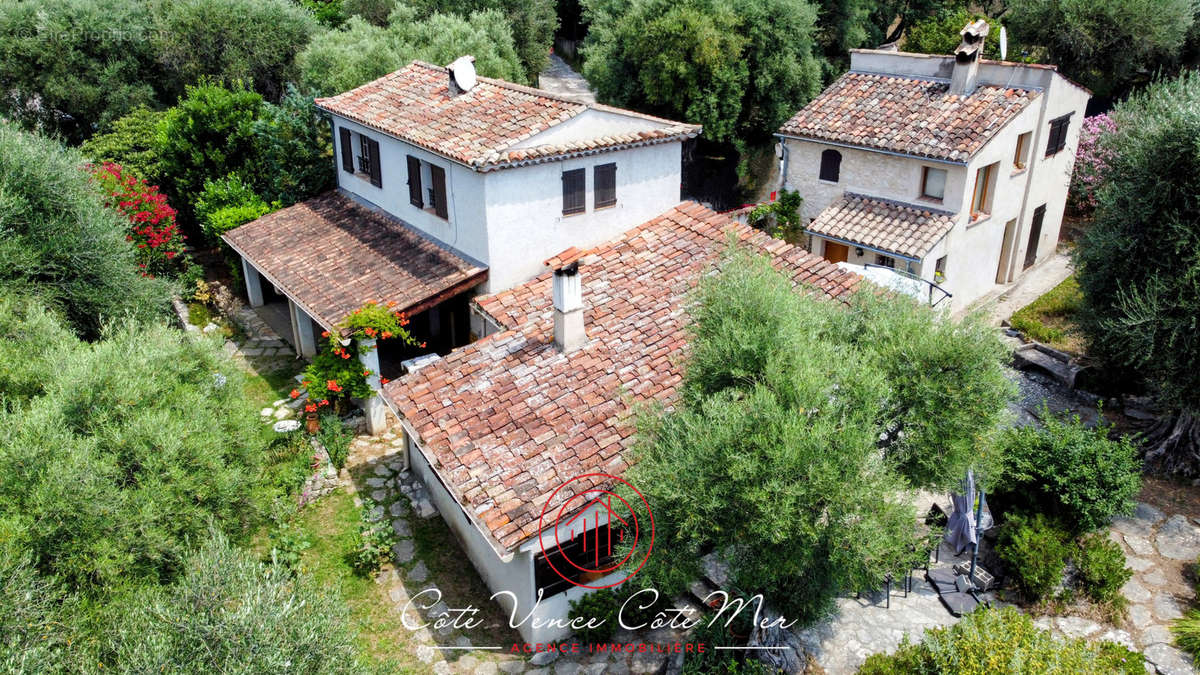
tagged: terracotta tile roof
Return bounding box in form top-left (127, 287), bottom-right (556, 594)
top-left (222, 192), bottom-right (486, 330)
top-left (778, 72), bottom-right (1038, 162)
top-left (315, 61), bottom-right (701, 171)
top-left (807, 193), bottom-right (956, 260)
top-left (384, 202), bottom-right (860, 555)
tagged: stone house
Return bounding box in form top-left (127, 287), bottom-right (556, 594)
top-left (776, 21), bottom-right (1091, 310)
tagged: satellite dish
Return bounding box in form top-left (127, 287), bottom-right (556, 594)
top-left (450, 56), bottom-right (477, 92)
top-left (1000, 26), bottom-right (1008, 61)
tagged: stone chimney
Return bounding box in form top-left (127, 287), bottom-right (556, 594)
top-left (950, 20), bottom-right (989, 96)
top-left (548, 249), bottom-right (585, 353)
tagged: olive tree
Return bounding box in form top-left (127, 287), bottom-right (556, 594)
top-left (1074, 71), bottom-right (1200, 474)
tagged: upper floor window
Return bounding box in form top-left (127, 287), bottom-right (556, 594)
top-left (1013, 131), bottom-right (1032, 171)
top-left (875, 254), bottom-right (896, 269)
top-left (562, 168), bottom-right (585, 216)
top-left (819, 149), bottom-right (841, 182)
top-left (970, 162), bottom-right (998, 220)
top-left (340, 126), bottom-right (381, 187)
top-left (921, 167), bottom-right (946, 201)
top-left (339, 127), bottom-right (381, 188)
top-left (406, 154), bottom-right (448, 220)
top-left (1045, 114), bottom-right (1072, 157)
top-left (594, 163), bottom-right (617, 209)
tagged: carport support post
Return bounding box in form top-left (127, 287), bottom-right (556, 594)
top-left (242, 258), bottom-right (264, 308)
top-left (291, 301), bottom-right (317, 358)
top-left (357, 337), bottom-right (387, 436)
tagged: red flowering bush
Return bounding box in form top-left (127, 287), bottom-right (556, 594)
top-left (302, 300), bottom-right (424, 411)
top-left (89, 162), bottom-right (187, 277)
top-left (1068, 114), bottom-right (1117, 216)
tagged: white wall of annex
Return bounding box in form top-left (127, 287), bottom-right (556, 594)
top-left (482, 142), bottom-right (683, 292)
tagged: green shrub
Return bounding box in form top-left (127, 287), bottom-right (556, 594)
top-left (0, 295), bottom-right (79, 407)
top-left (0, 321), bottom-right (269, 595)
top-left (996, 406), bottom-right (1141, 533)
top-left (859, 606), bottom-right (1142, 674)
top-left (252, 86), bottom-right (337, 206)
top-left (103, 532), bottom-right (361, 673)
top-left (997, 514), bottom-right (1070, 602)
top-left (267, 520), bottom-right (313, 576)
top-left (568, 589), bottom-right (622, 644)
top-left (195, 173), bottom-right (278, 243)
top-left (0, 124), bottom-right (171, 338)
top-left (318, 413), bottom-right (354, 470)
top-left (1075, 535), bottom-right (1132, 608)
top-left (187, 302), bottom-right (212, 327)
top-left (352, 498), bottom-right (396, 576)
top-left (79, 106), bottom-right (167, 183)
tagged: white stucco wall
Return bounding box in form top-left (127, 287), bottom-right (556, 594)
top-left (780, 49), bottom-right (1090, 311)
top-left (332, 117), bottom-right (490, 267)
top-left (333, 115), bottom-right (684, 294)
top-left (482, 143), bottom-right (683, 291)
top-left (402, 430), bottom-right (538, 636)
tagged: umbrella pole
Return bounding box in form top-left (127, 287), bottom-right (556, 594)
top-left (968, 489), bottom-right (984, 595)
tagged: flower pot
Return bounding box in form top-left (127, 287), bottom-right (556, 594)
top-left (306, 412), bottom-right (320, 435)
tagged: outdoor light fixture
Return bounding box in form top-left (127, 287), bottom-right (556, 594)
top-left (855, 247), bottom-right (864, 257)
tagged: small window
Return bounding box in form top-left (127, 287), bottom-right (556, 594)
top-left (970, 162), bottom-right (998, 219)
top-left (356, 135), bottom-right (381, 187)
top-left (1045, 114), bottom-right (1071, 157)
top-left (1013, 132), bottom-right (1031, 170)
top-left (562, 168), bottom-right (585, 216)
top-left (875, 254), bottom-right (896, 268)
top-left (819, 149), bottom-right (841, 182)
top-left (921, 167), bottom-right (947, 201)
top-left (594, 163), bottom-right (616, 209)
top-left (935, 256), bottom-right (947, 283)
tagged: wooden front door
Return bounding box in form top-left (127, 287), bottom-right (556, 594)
top-left (1023, 205), bottom-right (1046, 270)
top-left (824, 241), bottom-right (849, 264)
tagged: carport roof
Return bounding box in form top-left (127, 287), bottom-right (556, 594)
top-left (222, 191), bottom-right (487, 331)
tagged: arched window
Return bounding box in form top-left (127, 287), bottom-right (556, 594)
top-left (819, 149), bottom-right (841, 182)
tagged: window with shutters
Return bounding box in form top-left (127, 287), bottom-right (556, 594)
top-left (1045, 114), bottom-right (1071, 157)
top-left (406, 155), bottom-right (423, 207)
top-left (429, 164), bottom-right (448, 220)
top-left (339, 128), bottom-right (354, 173)
top-left (342, 129), bottom-right (382, 187)
top-left (594, 163), bottom-right (616, 209)
top-left (562, 168), bottom-right (585, 216)
top-left (970, 162), bottom-right (998, 220)
top-left (819, 149), bottom-right (841, 182)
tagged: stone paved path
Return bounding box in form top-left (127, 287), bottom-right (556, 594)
top-left (343, 424), bottom-right (687, 674)
top-left (1107, 503), bottom-right (1199, 674)
top-left (538, 54), bottom-right (596, 104)
top-left (974, 252), bottom-right (1074, 325)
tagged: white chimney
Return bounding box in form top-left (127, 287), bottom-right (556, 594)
top-left (950, 20), bottom-right (989, 96)
top-left (551, 261), bottom-right (585, 352)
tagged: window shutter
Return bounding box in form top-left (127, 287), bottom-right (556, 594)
top-left (406, 156), bottom-right (423, 207)
top-left (594, 163), bottom-right (616, 209)
top-left (819, 149), bottom-right (841, 182)
top-left (367, 138), bottom-right (382, 187)
top-left (430, 165), bottom-right (448, 219)
top-left (339, 128), bottom-right (353, 172)
top-left (562, 169), bottom-right (585, 215)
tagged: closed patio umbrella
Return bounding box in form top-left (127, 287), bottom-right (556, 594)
top-left (943, 469), bottom-right (977, 555)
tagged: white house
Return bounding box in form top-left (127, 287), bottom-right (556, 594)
top-left (776, 21), bottom-right (1091, 310)
top-left (384, 204), bottom-right (859, 643)
top-left (223, 57), bottom-right (699, 431)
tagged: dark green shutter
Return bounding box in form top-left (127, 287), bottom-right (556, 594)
top-left (562, 168), bottom-right (585, 215)
top-left (367, 138), bottom-right (382, 187)
top-left (407, 156), bottom-right (423, 207)
top-left (594, 163), bottom-right (616, 208)
top-left (339, 128), bottom-right (353, 172)
top-left (431, 165), bottom-right (448, 219)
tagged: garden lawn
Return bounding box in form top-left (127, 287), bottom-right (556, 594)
top-left (1011, 275), bottom-right (1086, 354)
top-left (291, 489), bottom-right (420, 672)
